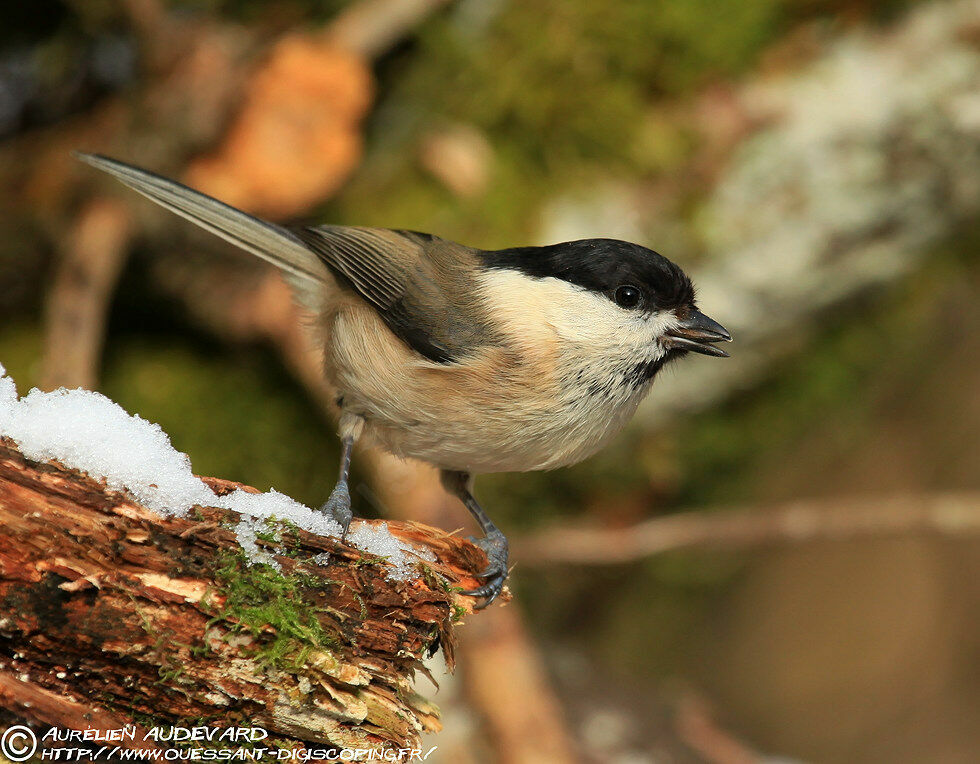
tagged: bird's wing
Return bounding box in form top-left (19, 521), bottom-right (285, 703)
top-left (75, 155), bottom-right (490, 362)
top-left (291, 226), bottom-right (491, 364)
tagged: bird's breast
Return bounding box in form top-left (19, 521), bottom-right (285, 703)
top-left (320, 298), bottom-right (652, 474)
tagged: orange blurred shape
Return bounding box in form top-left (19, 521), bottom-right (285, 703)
top-left (186, 35), bottom-right (374, 219)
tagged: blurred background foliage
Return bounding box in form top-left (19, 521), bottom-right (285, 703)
top-left (1, 0), bottom-right (979, 761)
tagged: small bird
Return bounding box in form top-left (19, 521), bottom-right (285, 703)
top-left (76, 153), bottom-right (731, 606)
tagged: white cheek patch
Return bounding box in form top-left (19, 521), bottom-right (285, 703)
top-left (477, 269), bottom-right (676, 366)
top-left (475, 269), bottom-right (562, 349)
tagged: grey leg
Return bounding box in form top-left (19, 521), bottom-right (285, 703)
top-left (320, 434), bottom-right (355, 540)
top-left (440, 470), bottom-right (509, 608)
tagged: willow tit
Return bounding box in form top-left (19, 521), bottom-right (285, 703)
top-left (76, 153), bottom-right (731, 606)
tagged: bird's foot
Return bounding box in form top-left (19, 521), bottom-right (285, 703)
top-left (319, 481), bottom-right (352, 541)
top-left (462, 529), bottom-right (509, 608)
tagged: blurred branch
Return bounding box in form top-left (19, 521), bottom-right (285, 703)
top-left (513, 492), bottom-right (980, 566)
top-left (674, 693), bottom-right (762, 764)
top-left (40, 198), bottom-right (133, 391)
top-left (459, 607), bottom-right (579, 764)
top-left (323, 0), bottom-right (452, 59)
top-left (368, 461), bottom-right (580, 764)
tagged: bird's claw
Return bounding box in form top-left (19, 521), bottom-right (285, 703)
top-left (319, 481), bottom-right (352, 541)
top-left (462, 529), bottom-right (509, 608)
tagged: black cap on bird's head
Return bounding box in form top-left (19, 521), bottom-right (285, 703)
top-left (482, 238), bottom-right (731, 358)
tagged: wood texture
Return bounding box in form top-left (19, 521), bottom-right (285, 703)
top-left (0, 439), bottom-right (500, 752)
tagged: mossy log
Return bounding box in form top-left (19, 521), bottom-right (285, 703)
top-left (0, 439), bottom-right (501, 753)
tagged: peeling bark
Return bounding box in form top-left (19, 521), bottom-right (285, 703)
top-left (0, 439), bottom-right (500, 752)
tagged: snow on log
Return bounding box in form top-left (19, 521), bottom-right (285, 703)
top-left (0, 366), bottom-right (502, 752)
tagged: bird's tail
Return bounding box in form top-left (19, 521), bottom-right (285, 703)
top-left (74, 153), bottom-right (328, 291)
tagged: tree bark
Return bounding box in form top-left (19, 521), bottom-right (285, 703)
top-left (0, 439), bottom-right (498, 753)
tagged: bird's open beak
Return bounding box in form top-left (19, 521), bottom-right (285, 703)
top-left (663, 309), bottom-right (732, 357)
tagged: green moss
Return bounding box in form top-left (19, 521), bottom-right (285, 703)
top-left (211, 548), bottom-right (335, 670)
top-left (350, 553), bottom-right (386, 568)
top-left (419, 563), bottom-right (453, 595)
top-left (254, 516), bottom-right (285, 546)
top-left (156, 662), bottom-right (187, 685)
top-left (274, 518), bottom-right (313, 559)
top-left (129, 593), bottom-right (212, 691)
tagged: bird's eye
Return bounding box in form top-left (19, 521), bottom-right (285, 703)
top-left (614, 285), bottom-right (642, 309)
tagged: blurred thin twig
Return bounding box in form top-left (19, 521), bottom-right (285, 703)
top-left (513, 492), bottom-right (980, 565)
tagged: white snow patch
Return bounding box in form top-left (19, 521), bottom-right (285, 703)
top-left (348, 523), bottom-right (436, 580)
top-left (0, 364), bottom-right (428, 581)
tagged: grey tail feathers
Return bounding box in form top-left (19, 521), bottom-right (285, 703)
top-left (73, 153), bottom-right (328, 287)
